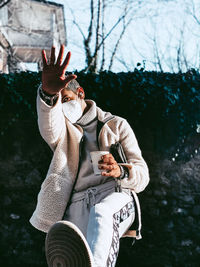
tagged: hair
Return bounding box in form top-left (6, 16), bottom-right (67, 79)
top-left (65, 79), bottom-right (80, 94)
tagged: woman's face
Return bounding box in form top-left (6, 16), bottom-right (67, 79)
top-left (61, 89), bottom-right (77, 103)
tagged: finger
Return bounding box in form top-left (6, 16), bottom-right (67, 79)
top-left (56, 44), bottom-right (64, 65)
top-left (101, 155), bottom-right (116, 164)
top-left (103, 158), bottom-right (115, 165)
top-left (102, 153), bottom-right (114, 160)
top-left (99, 164), bottom-right (117, 171)
top-left (50, 46), bottom-right (56, 65)
top-left (101, 170), bottom-right (116, 177)
top-left (61, 51), bottom-right (71, 72)
top-left (99, 164), bottom-right (109, 170)
top-left (102, 168), bottom-right (120, 177)
top-left (42, 50), bottom-right (48, 67)
top-left (63, 74), bottom-right (77, 87)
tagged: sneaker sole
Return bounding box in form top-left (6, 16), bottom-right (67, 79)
top-left (45, 221), bottom-right (94, 267)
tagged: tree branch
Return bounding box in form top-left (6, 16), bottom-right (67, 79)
top-left (109, 17), bottom-right (132, 70)
top-left (93, 0), bottom-right (101, 72)
top-left (100, 0), bottom-right (106, 71)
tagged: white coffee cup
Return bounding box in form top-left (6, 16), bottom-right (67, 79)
top-left (90, 151), bottom-right (109, 175)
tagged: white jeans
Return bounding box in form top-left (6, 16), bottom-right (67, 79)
top-left (63, 180), bottom-right (135, 267)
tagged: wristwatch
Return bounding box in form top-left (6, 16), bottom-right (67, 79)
top-left (38, 84), bottom-right (59, 106)
top-left (118, 165), bottom-right (129, 179)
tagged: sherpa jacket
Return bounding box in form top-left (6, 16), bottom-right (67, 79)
top-left (30, 91), bottom-right (150, 236)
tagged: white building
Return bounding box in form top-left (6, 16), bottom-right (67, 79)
top-left (0, 0), bottom-right (66, 73)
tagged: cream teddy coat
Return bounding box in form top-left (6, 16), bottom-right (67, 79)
top-left (30, 91), bottom-right (150, 236)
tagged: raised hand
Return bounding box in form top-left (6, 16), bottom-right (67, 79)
top-left (41, 44), bottom-right (77, 95)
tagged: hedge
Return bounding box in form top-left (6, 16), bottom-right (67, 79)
top-left (0, 70), bottom-right (199, 267)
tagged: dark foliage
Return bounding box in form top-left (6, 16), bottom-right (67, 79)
top-left (0, 70), bottom-right (199, 267)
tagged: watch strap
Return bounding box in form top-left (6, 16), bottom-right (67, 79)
top-left (38, 84), bottom-right (59, 106)
top-left (118, 165), bottom-right (129, 179)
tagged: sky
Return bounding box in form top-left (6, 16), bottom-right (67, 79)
top-left (25, 0), bottom-right (200, 73)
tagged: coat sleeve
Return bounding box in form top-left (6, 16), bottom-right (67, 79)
top-left (119, 119), bottom-right (150, 193)
top-left (36, 89), bottom-right (66, 151)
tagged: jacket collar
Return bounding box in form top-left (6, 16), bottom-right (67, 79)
top-left (81, 99), bottom-right (115, 124)
top-left (76, 100), bottom-right (97, 126)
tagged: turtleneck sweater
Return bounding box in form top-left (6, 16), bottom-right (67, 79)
top-left (74, 100), bottom-right (114, 192)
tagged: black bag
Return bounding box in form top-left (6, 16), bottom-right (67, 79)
top-left (110, 142), bottom-right (127, 163)
top-left (109, 142), bottom-right (128, 193)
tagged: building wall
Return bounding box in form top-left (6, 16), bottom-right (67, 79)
top-left (0, 0), bottom-right (66, 72)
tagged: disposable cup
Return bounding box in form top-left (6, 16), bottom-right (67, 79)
top-left (90, 151), bottom-right (109, 175)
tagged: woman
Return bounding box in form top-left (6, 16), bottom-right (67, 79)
top-left (30, 45), bottom-right (150, 267)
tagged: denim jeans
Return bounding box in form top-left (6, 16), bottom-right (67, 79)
top-left (63, 180), bottom-right (135, 267)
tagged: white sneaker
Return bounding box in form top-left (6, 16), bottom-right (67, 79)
top-left (45, 220), bottom-right (95, 267)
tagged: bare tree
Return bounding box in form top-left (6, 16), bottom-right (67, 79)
top-left (135, 18), bottom-right (165, 72)
top-left (108, 2), bottom-right (132, 71)
top-left (136, 11), bottom-right (195, 73)
top-left (114, 0), bottom-right (200, 73)
top-left (68, 0), bottom-right (149, 73)
top-left (184, 0), bottom-right (200, 26)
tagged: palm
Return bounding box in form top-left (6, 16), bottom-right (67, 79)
top-left (41, 45), bottom-right (76, 95)
top-left (42, 66), bottom-right (66, 93)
